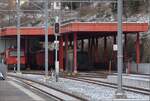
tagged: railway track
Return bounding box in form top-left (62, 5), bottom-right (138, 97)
top-left (76, 72), bottom-right (108, 78)
top-left (8, 74), bottom-right (86, 101)
top-left (9, 71), bottom-right (150, 96)
top-left (65, 77), bottom-right (150, 95)
top-left (21, 70), bottom-right (108, 78)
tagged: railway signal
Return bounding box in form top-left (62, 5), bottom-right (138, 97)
top-left (53, 1), bottom-right (61, 82)
top-left (55, 23), bottom-right (60, 34)
top-left (54, 19), bottom-right (60, 82)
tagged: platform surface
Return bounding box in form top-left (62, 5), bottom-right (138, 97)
top-left (0, 79), bottom-right (45, 101)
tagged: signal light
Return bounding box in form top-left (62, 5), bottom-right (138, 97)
top-left (55, 23), bottom-right (59, 33)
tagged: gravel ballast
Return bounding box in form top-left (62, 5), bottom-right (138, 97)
top-left (9, 73), bottom-right (150, 101)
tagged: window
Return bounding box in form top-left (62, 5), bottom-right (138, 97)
top-left (9, 51), bottom-right (24, 57)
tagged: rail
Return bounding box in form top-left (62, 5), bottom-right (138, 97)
top-left (65, 77), bottom-right (150, 95)
top-left (8, 74), bottom-right (86, 101)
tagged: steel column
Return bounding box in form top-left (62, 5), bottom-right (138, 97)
top-left (91, 37), bottom-right (95, 63)
top-left (65, 34), bottom-right (68, 72)
top-left (59, 36), bottom-right (64, 71)
top-left (95, 38), bottom-right (99, 63)
top-left (73, 33), bottom-right (77, 73)
top-left (81, 39), bottom-right (84, 51)
top-left (88, 37), bottom-right (91, 63)
top-left (136, 33), bottom-right (140, 64)
top-left (25, 38), bottom-right (28, 68)
top-left (16, 0), bottom-right (21, 73)
top-left (104, 36), bottom-right (108, 65)
top-left (113, 35), bottom-right (117, 69)
top-left (124, 34), bottom-right (127, 71)
top-left (124, 34), bottom-right (127, 58)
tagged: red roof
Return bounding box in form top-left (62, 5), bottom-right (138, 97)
top-left (61, 22), bottom-right (148, 33)
top-left (0, 27), bottom-right (53, 36)
top-left (0, 22), bottom-right (148, 36)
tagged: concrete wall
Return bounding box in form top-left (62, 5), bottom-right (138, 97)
top-left (0, 38), bottom-right (16, 53)
top-left (130, 63), bottom-right (150, 74)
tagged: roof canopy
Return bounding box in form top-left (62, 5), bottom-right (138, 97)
top-left (0, 22), bottom-right (148, 37)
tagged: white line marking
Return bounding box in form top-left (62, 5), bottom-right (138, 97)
top-left (8, 80), bottom-right (45, 101)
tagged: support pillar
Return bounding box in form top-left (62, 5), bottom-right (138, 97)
top-left (65, 34), bottom-right (68, 72)
top-left (91, 37), bottom-right (95, 63)
top-left (88, 37), bottom-right (91, 63)
top-left (104, 36), bottom-right (108, 66)
top-left (59, 36), bottom-right (64, 72)
top-left (124, 34), bottom-right (127, 58)
top-left (95, 38), bottom-right (99, 63)
top-left (113, 35), bottom-right (117, 69)
top-left (73, 33), bottom-right (77, 73)
top-left (25, 38), bottom-right (29, 69)
top-left (124, 34), bottom-right (127, 71)
top-left (136, 33), bottom-right (140, 72)
top-left (81, 39), bottom-right (84, 51)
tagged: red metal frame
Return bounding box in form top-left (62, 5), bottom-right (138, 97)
top-left (0, 23), bottom-right (148, 36)
top-left (73, 33), bottom-right (77, 73)
top-left (104, 36), bottom-right (108, 65)
top-left (65, 34), bottom-right (68, 71)
top-left (95, 38), bottom-right (99, 63)
top-left (136, 33), bottom-right (140, 64)
top-left (59, 36), bottom-right (64, 71)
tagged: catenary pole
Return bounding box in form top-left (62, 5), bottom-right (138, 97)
top-left (115, 0), bottom-right (126, 98)
top-left (117, 0), bottom-right (123, 92)
top-left (16, 0), bottom-right (21, 73)
top-left (44, 0), bottom-right (49, 78)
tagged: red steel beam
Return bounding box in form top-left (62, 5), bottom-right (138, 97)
top-left (59, 36), bottom-right (64, 71)
top-left (136, 33), bottom-right (140, 64)
top-left (73, 32), bottom-right (77, 73)
top-left (95, 38), bottom-right (99, 63)
top-left (65, 34), bottom-right (68, 71)
top-left (104, 36), bottom-right (108, 65)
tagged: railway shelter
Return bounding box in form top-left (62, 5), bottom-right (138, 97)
top-left (0, 22), bottom-right (148, 73)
